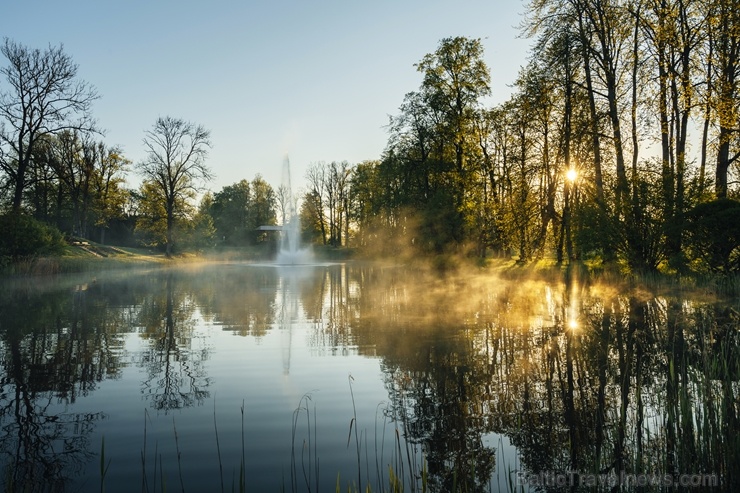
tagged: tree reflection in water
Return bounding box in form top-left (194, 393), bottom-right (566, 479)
top-left (0, 270), bottom-right (215, 490)
top-left (315, 264), bottom-right (739, 492)
top-left (0, 279), bottom-right (123, 491)
top-left (0, 264), bottom-right (737, 492)
top-left (135, 272), bottom-right (210, 412)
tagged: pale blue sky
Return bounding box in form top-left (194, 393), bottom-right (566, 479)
top-left (1, 0), bottom-right (530, 193)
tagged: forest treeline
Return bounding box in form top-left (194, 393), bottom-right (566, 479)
top-left (1, 0), bottom-right (739, 272)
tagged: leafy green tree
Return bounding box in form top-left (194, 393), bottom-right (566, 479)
top-left (708, 0), bottom-right (740, 198)
top-left (210, 179), bottom-right (251, 245)
top-left (529, 0), bottom-right (607, 207)
top-left (180, 194), bottom-right (216, 250)
top-left (500, 95), bottom-right (539, 262)
top-left (417, 37), bottom-right (491, 245)
top-left (19, 132), bottom-right (129, 242)
top-left (300, 190), bottom-right (325, 245)
top-left (134, 180), bottom-right (170, 248)
top-left (349, 160), bottom-right (383, 249)
top-left (619, 163), bottom-right (668, 271)
top-left (686, 199), bottom-right (740, 272)
top-left (348, 157), bottom-right (415, 256)
top-left (416, 36), bottom-right (491, 178)
top-left (25, 134), bottom-right (59, 223)
top-left (209, 176), bottom-right (277, 246)
top-left (90, 144), bottom-right (129, 244)
top-left (0, 213), bottom-right (64, 260)
top-left (386, 90), bottom-right (439, 206)
top-left (139, 116), bottom-right (212, 256)
top-left (135, 178), bottom-right (208, 254)
top-left (382, 37), bottom-right (492, 254)
top-left (48, 130), bottom-right (96, 237)
top-left (635, 0), bottom-right (707, 269)
top-left (355, 15), bottom-right (740, 269)
top-left (246, 175), bottom-right (277, 244)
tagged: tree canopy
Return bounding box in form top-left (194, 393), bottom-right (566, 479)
top-left (1, 16), bottom-right (739, 271)
top-left (139, 116), bottom-right (212, 256)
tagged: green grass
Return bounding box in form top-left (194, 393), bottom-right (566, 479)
top-left (1, 240), bottom-right (179, 277)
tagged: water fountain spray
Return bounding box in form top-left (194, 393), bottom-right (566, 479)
top-left (276, 156), bottom-right (313, 264)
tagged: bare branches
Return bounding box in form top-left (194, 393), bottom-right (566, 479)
top-left (139, 116), bottom-right (212, 256)
top-left (141, 116), bottom-right (212, 190)
top-left (0, 37), bottom-right (99, 211)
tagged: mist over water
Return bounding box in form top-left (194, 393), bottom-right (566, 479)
top-left (0, 263), bottom-right (737, 491)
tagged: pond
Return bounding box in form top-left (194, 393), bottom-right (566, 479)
top-left (0, 262), bottom-right (738, 492)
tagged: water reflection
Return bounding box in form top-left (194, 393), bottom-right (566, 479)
top-left (0, 279), bottom-right (122, 490)
top-left (325, 265), bottom-right (739, 491)
top-left (136, 273), bottom-right (210, 412)
top-left (0, 264), bottom-right (737, 491)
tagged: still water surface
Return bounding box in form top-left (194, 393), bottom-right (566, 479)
top-left (0, 262), bottom-right (738, 492)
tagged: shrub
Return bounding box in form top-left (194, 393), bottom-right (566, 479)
top-left (685, 199), bottom-right (740, 273)
top-left (0, 213), bottom-right (66, 260)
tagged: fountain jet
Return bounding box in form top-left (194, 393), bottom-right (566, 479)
top-left (276, 156), bottom-right (313, 265)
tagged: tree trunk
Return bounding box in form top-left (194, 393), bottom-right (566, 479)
top-left (714, 1), bottom-right (739, 199)
top-left (605, 57), bottom-right (629, 214)
top-left (579, 14), bottom-right (605, 207)
top-left (716, 130), bottom-right (731, 198)
top-left (11, 156), bottom-right (28, 213)
top-left (700, 25), bottom-right (714, 189)
top-left (166, 199), bottom-right (175, 257)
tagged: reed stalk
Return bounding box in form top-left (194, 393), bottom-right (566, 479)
top-left (214, 401), bottom-right (225, 493)
top-left (100, 436), bottom-right (111, 493)
top-left (172, 419), bottom-right (185, 493)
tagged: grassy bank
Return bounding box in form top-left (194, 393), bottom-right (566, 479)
top-left (0, 243), bottom-right (170, 277)
top-left (403, 253), bottom-right (740, 298)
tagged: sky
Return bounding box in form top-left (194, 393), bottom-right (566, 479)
top-left (1, 0), bottom-right (531, 195)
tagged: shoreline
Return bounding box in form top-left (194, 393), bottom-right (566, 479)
top-left (2, 244), bottom-right (738, 297)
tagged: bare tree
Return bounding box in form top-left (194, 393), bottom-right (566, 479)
top-left (305, 162), bottom-right (328, 244)
top-left (140, 116), bottom-right (212, 256)
top-left (275, 184), bottom-right (291, 226)
top-left (0, 38), bottom-right (98, 212)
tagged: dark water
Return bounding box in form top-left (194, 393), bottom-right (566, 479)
top-left (0, 263), bottom-right (738, 492)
